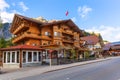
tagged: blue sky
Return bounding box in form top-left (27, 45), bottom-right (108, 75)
top-left (1, 0), bottom-right (120, 42)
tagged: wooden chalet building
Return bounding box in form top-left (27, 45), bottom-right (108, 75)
top-left (10, 14), bottom-right (82, 48)
top-left (11, 14), bottom-right (86, 55)
top-left (0, 14), bottom-right (88, 68)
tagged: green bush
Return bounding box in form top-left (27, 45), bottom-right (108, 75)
top-left (70, 49), bottom-right (76, 59)
top-left (84, 51), bottom-right (90, 59)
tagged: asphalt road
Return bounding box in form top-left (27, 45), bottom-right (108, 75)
top-left (18, 57), bottom-right (120, 80)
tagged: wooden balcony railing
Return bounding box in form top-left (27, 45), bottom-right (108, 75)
top-left (13, 24), bottom-right (29, 35)
top-left (62, 29), bottom-right (74, 35)
top-left (62, 39), bottom-right (74, 43)
top-left (12, 32), bottom-right (52, 43)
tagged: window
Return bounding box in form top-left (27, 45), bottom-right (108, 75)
top-left (45, 32), bottom-right (50, 36)
top-left (28, 52), bottom-right (32, 62)
top-left (38, 52), bottom-right (41, 61)
top-left (22, 51), bottom-right (42, 63)
top-left (32, 43), bottom-right (36, 46)
top-left (7, 52), bottom-right (10, 63)
top-left (4, 52), bottom-right (6, 63)
top-left (23, 51), bottom-right (26, 63)
top-left (54, 32), bottom-right (57, 36)
top-left (33, 52), bottom-right (37, 61)
top-left (17, 51), bottom-right (19, 63)
top-left (54, 32), bottom-right (60, 37)
top-left (4, 51), bottom-right (19, 63)
top-left (12, 52), bottom-right (15, 62)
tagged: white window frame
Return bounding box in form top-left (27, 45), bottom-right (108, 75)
top-left (3, 51), bottom-right (19, 64)
top-left (54, 32), bottom-right (60, 37)
top-left (22, 50), bottom-right (42, 63)
top-left (45, 32), bottom-right (50, 36)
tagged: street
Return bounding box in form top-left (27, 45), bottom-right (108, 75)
top-left (18, 57), bottom-right (120, 80)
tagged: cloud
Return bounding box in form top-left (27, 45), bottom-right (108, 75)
top-left (18, 2), bottom-right (29, 12)
top-left (78, 6), bottom-right (92, 18)
top-left (85, 25), bottom-right (120, 42)
top-left (0, 0), bottom-right (22, 23)
top-left (71, 17), bottom-right (76, 22)
top-left (1, 11), bottom-right (14, 23)
top-left (0, 0), bottom-right (9, 11)
top-left (0, 0), bottom-right (14, 23)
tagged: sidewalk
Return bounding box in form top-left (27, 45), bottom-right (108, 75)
top-left (0, 57), bottom-right (112, 80)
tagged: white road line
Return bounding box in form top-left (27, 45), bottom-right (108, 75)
top-left (66, 77), bottom-right (70, 79)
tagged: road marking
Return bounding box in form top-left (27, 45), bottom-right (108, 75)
top-left (66, 77), bottom-right (70, 79)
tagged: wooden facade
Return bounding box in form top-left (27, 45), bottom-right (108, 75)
top-left (10, 14), bottom-right (84, 50)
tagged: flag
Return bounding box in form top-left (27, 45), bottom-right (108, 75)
top-left (65, 11), bottom-right (69, 16)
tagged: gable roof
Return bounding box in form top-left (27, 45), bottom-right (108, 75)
top-left (103, 43), bottom-right (111, 50)
top-left (81, 35), bottom-right (99, 45)
top-left (0, 45), bottom-right (45, 51)
top-left (10, 14), bottom-right (83, 34)
top-left (41, 19), bottom-right (82, 33)
top-left (10, 14), bottom-right (43, 33)
top-left (15, 14), bottom-right (43, 24)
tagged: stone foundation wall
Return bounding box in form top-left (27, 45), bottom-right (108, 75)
top-left (3, 63), bottom-right (19, 68)
top-left (22, 62), bottom-right (42, 67)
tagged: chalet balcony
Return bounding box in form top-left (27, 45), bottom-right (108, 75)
top-left (53, 36), bottom-right (62, 40)
top-left (62, 29), bottom-right (74, 35)
top-left (12, 32), bottom-right (52, 43)
top-left (13, 23), bottom-right (29, 35)
top-left (62, 39), bottom-right (74, 43)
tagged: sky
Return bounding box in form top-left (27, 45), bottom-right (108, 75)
top-left (0, 0), bottom-right (120, 42)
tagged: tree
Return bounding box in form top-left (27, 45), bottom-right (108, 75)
top-left (84, 51), bottom-right (89, 59)
top-left (0, 37), bottom-right (6, 48)
top-left (6, 38), bottom-right (14, 47)
top-left (70, 49), bottom-right (76, 59)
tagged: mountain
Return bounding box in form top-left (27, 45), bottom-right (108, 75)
top-left (111, 41), bottom-right (120, 45)
top-left (0, 23), bottom-right (12, 39)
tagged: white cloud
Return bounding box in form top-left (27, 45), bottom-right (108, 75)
top-left (0, 0), bottom-right (22, 23)
top-left (0, 0), bottom-right (9, 11)
top-left (78, 6), bottom-right (92, 18)
top-left (1, 11), bottom-right (14, 23)
top-left (0, 0), bottom-right (14, 23)
top-left (18, 2), bottom-right (29, 12)
top-left (71, 17), bottom-right (76, 22)
top-left (85, 25), bottom-right (120, 42)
